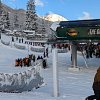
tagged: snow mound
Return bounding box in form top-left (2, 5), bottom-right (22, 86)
top-left (0, 65), bottom-right (44, 93)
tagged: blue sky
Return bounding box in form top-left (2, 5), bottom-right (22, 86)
top-left (1, 0), bottom-right (100, 20)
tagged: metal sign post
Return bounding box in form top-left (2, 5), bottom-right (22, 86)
top-left (52, 48), bottom-right (59, 97)
top-left (71, 42), bottom-right (77, 68)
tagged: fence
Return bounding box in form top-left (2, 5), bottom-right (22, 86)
top-left (14, 43), bottom-right (26, 50)
top-left (0, 60), bottom-right (44, 93)
top-left (30, 46), bottom-right (45, 52)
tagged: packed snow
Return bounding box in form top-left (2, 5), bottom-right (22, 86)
top-left (0, 33), bottom-right (100, 100)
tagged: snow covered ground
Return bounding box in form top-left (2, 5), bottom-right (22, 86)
top-left (0, 33), bottom-right (99, 100)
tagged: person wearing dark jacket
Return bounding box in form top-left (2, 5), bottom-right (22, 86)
top-left (92, 67), bottom-right (100, 100)
top-left (42, 59), bottom-right (47, 69)
top-left (85, 67), bottom-right (100, 100)
top-left (85, 95), bottom-right (96, 100)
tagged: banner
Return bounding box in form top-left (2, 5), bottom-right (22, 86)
top-left (56, 26), bottom-right (100, 40)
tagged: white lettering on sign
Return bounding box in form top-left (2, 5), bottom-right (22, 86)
top-left (88, 29), bottom-right (100, 35)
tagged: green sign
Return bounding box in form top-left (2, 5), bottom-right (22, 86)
top-left (56, 26), bottom-right (100, 40)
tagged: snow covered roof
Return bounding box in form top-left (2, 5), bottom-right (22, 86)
top-left (23, 30), bottom-right (35, 33)
top-left (50, 21), bottom-right (60, 31)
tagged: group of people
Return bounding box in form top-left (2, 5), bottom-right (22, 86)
top-left (36, 55), bottom-right (47, 69)
top-left (15, 53), bottom-right (47, 69)
top-left (85, 43), bottom-right (100, 59)
top-left (52, 43), bottom-right (70, 50)
top-left (11, 36), bottom-right (24, 43)
top-left (77, 43), bottom-right (100, 59)
top-left (25, 41), bottom-right (45, 47)
top-left (15, 54), bottom-right (36, 67)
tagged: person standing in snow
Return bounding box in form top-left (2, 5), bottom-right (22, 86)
top-left (92, 67), bottom-right (100, 100)
top-left (43, 51), bottom-right (46, 58)
top-left (42, 59), bottom-right (47, 69)
top-left (12, 37), bottom-right (14, 42)
top-left (19, 58), bottom-right (23, 67)
top-left (46, 48), bottom-right (48, 57)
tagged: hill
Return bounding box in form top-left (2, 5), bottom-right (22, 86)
top-left (1, 3), bottom-right (68, 36)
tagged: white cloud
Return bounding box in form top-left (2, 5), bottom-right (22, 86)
top-left (78, 12), bottom-right (93, 20)
top-left (35, 0), bottom-right (44, 7)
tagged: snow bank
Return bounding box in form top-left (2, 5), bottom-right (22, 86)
top-left (1, 39), bottom-right (10, 46)
top-left (14, 43), bottom-right (26, 50)
top-left (0, 63), bottom-right (44, 93)
top-left (30, 46), bottom-right (45, 52)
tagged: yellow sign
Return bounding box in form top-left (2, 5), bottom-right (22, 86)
top-left (67, 29), bottom-right (78, 36)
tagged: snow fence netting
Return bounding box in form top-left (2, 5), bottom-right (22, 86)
top-left (30, 46), bottom-right (45, 52)
top-left (0, 60), bottom-right (44, 93)
top-left (14, 43), bottom-right (26, 50)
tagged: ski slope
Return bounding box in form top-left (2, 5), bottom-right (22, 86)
top-left (0, 33), bottom-right (99, 100)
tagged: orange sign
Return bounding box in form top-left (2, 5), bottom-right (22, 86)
top-left (67, 29), bottom-right (78, 36)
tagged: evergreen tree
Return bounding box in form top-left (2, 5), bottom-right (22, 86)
top-left (25, 0), bottom-right (38, 31)
top-left (14, 10), bottom-right (19, 30)
top-left (0, 0), bottom-right (4, 30)
top-left (5, 12), bottom-right (10, 29)
top-left (41, 19), bottom-right (46, 37)
top-left (0, 0), bottom-right (2, 15)
top-left (0, 0), bottom-right (10, 30)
